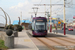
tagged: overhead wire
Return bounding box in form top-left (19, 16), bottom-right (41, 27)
top-left (52, 0), bottom-right (63, 16)
top-left (38, 0), bottom-right (64, 17)
top-left (46, 0), bottom-right (63, 16)
top-left (47, 0), bottom-right (63, 9)
top-left (54, 0), bottom-right (62, 4)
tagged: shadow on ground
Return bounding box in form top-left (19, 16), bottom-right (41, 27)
top-left (46, 33), bottom-right (67, 37)
top-left (26, 31), bottom-right (67, 38)
top-left (14, 44), bottom-right (30, 48)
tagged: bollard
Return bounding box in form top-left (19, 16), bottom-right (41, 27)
top-left (13, 31), bottom-right (18, 37)
top-left (5, 36), bottom-right (14, 49)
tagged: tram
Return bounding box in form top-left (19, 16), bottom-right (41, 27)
top-left (32, 17), bottom-right (47, 36)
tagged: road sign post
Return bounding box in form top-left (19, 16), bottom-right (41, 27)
top-left (58, 21), bottom-right (61, 29)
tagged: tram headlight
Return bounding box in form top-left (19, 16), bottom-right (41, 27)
top-left (44, 31), bottom-right (46, 32)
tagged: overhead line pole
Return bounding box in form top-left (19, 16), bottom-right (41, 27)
top-left (45, 4), bottom-right (46, 17)
top-left (32, 7), bottom-right (38, 17)
top-left (50, 0), bottom-right (52, 32)
top-left (63, 0), bottom-right (66, 35)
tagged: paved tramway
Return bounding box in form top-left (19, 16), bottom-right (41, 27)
top-left (26, 30), bottom-right (75, 50)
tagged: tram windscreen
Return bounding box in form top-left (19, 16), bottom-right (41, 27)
top-left (35, 22), bottom-right (45, 30)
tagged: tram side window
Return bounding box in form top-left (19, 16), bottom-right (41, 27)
top-left (32, 22), bottom-right (34, 30)
top-left (46, 22), bottom-right (47, 30)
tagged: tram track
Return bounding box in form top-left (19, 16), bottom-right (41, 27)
top-left (54, 37), bottom-right (75, 44)
top-left (36, 37), bottom-right (55, 50)
top-left (62, 37), bottom-right (75, 41)
top-left (45, 38), bottom-right (65, 46)
top-left (45, 38), bottom-right (73, 50)
top-left (36, 37), bottom-right (75, 50)
top-left (26, 30), bottom-right (75, 50)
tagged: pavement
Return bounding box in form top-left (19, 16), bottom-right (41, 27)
top-left (8, 30), bottom-right (39, 50)
top-left (51, 30), bottom-right (75, 38)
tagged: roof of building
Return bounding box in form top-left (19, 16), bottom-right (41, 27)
top-left (13, 20), bottom-right (31, 25)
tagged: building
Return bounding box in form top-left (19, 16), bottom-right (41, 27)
top-left (13, 20), bottom-right (31, 30)
top-left (13, 20), bottom-right (31, 25)
top-left (47, 18), bottom-right (64, 27)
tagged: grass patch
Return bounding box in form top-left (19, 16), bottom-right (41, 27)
top-left (0, 39), bottom-right (8, 49)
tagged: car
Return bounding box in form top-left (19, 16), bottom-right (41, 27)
top-left (68, 27), bottom-right (73, 31)
top-left (62, 27), bottom-right (67, 30)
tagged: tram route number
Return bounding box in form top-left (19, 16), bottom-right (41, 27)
top-left (54, 46), bottom-right (75, 49)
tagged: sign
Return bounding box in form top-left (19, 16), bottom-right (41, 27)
top-left (58, 22), bottom-right (61, 24)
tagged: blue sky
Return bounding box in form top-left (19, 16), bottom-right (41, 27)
top-left (0, 0), bottom-right (75, 24)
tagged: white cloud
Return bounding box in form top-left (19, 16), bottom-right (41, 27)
top-left (24, 0), bottom-right (29, 5)
top-left (6, 0), bottom-right (75, 24)
top-left (18, 3), bottom-right (24, 7)
top-left (8, 0), bottom-right (34, 24)
top-left (10, 0), bottom-right (30, 9)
